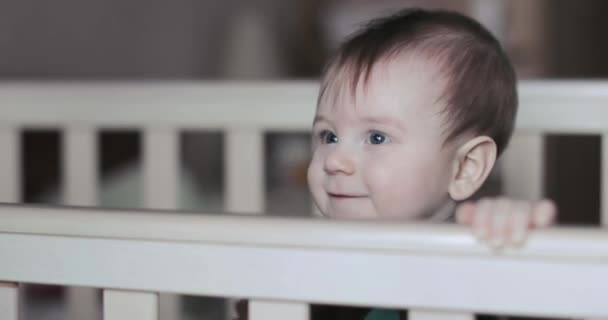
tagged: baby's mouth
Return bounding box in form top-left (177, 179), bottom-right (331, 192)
top-left (327, 192), bottom-right (367, 199)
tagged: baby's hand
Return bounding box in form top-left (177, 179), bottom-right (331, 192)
top-left (455, 198), bottom-right (557, 249)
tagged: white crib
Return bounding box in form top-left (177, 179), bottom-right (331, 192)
top-left (1, 81), bottom-right (608, 320)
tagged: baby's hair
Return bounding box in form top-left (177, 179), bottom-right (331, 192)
top-left (318, 8), bottom-right (517, 155)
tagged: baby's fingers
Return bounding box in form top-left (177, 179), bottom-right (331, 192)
top-left (502, 199), bottom-right (556, 247)
top-left (456, 198), bottom-right (557, 249)
top-left (457, 199), bottom-right (529, 249)
top-left (509, 201), bottom-right (532, 247)
top-left (455, 201), bottom-right (475, 225)
top-left (456, 199), bottom-right (496, 242)
top-left (531, 199), bottom-right (557, 228)
top-left (470, 199), bottom-right (492, 241)
top-left (488, 199), bottom-right (512, 248)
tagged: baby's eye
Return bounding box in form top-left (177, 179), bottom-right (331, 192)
top-left (319, 130), bottom-right (338, 144)
top-left (367, 131), bottom-right (389, 145)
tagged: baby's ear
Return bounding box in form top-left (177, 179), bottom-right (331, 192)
top-left (448, 136), bottom-right (497, 201)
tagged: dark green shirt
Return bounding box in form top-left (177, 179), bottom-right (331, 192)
top-left (364, 309), bottom-right (402, 320)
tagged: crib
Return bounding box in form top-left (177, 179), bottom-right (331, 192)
top-left (1, 81), bottom-right (608, 320)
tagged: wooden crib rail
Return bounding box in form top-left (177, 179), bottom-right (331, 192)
top-left (2, 80), bottom-right (608, 220)
top-left (1, 204), bottom-right (608, 319)
top-left (1, 80), bottom-right (608, 132)
top-left (2, 80), bottom-right (608, 212)
top-left (0, 81), bottom-right (316, 130)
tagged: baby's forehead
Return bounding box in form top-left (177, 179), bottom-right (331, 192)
top-left (319, 55), bottom-right (449, 113)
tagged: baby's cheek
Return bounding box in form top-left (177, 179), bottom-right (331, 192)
top-left (306, 159), bottom-right (316, 190)
top-left (307, 154), bottom-right (326, 205)
top-left (369, 159), bottom-right (439, 218)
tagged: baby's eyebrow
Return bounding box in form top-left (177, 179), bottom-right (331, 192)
top-left (312, 115), bottom-right (330, 125)
top-left (360, 116), bottom-right (406, 131)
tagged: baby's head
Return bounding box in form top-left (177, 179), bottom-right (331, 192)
top-left (307, 8), bottom-right (517, 220)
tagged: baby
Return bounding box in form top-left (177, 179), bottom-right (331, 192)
top-left (236, 7), bottom-right (556, 320)
top-left (307, 7), bottom-right (555, 248)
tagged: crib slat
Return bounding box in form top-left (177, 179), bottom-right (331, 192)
top-left (410, 309), bottom-right (474, 320)
top-left (64, 127), bottom-right (98, 206)
top-left (143, 128), bottom-right (178, 209)
top-left (602, 133), bottom-right (608, 227)
top-left (595, 135), bottom-right (607, 320)
top-left (64, 128), bottom-right (101, 320)
top-left (500, 133), bottom-right (543, 200)
top-left (249, 300), bottom-right (308, 320)
top-left (224, 129), bottom-right (264, 320)
top-left (143, 128), bottom-right (179, 320)
top-left (225, 129), bottom-right (264, 213)
top-left (0, 282), bottom-right (18, 320)
top-left (103, 290), bottom-right (158, 320)
top-left (0, 128), bottom-right (19, 202)
top-left (67, 287), bottom-right (101, 320)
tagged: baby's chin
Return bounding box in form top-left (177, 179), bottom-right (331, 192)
top-left (314, 198), bottom-right (427, 220)
top-left (321, 208), bottom-right (381, 220)
top-left (321, 207), bottom-right (428, 221)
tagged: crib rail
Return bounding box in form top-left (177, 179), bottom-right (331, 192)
top-left (0, 81), bottom-right (316, 129)
top-left (2, 80), bottom-right (608, 320)
top-left (2, 80), bottom-right (608, 215)
top-left (1, 204), bottom-right (607, 319)
top-left (2, 80), bottom-right (608, 217)
top-left (2, 80), bottom-right (608, 131)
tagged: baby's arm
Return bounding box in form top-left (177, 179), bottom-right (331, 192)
top-left (455, 198), bottom-right (557, 248)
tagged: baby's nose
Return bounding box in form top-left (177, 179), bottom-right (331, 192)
top-left (324, 147), bottom-right (355, 175)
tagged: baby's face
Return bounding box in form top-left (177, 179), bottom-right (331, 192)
top-left (308, 57), bottom-right (459, 220)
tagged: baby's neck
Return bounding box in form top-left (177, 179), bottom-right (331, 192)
top-left (426, 199), bottom-right (456, 223)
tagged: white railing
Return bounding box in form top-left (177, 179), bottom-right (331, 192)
top-left (1, 80), bottom-right (608, 320)
top-left (1, 81), bottom-right (608, 219)
top-left (1, 204), bottom-right (608, 320)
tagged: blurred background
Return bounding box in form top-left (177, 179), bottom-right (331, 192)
top-left (3, 0), bottom-right (606, 319)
